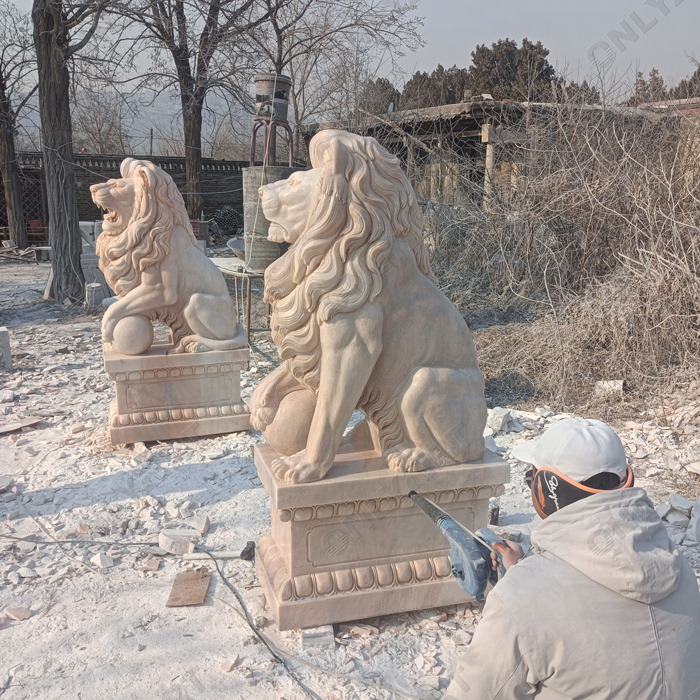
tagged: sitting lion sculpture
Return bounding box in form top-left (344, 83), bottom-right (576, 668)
top-left (250, 129), bottom-right (487, 483)
top-left (91, 158), bottom-right (246, 354)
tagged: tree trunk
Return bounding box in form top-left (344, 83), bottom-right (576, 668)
top-left (182, 95), bottom-right (203, 219)
top-left (0, 91), bottom-right (27, 248)
top-left (32, 0), bottom-right (84, 303)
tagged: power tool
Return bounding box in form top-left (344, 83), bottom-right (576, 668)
top-left (409, 490), bottom-right (506, 601)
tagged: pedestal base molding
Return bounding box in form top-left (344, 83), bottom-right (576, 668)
top-left (104, 342), bottom-right (251, 445)
top-left (254, 441), bottom-right (509, 630)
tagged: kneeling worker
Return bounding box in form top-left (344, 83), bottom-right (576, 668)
top-left (444, 417), bottom-right (700, 700)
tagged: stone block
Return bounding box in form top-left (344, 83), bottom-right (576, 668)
top-left (85, 283), bottom-right (106, 309)
top-left (254, 441), bottom-right (509, 630)
top-left (90, 553), bottom-right (114, 568)
top-left (80, 252), bottom-right (112, 299)
top-left (104, 341), bottom-right (250, 445)
top-left (656, 503), bottom-right (672, 520)
top-left (668, 493), bottom-right (694, 517)
top-left (0, 327), bottom-right (11, 372)
top-left (184, 515), bottom-right (210, 534)
top-left (3, 606), bottom-right (32, 621)
top-left (159, 531), bottom-right (197, 555)
top-left (33, 246), bottom-right (52, 261)
top-left (487, 407), bottom-right (511, 432)
top-left (301, 625), bottom-right (336, 650)
top-left (665, 510), bottom-right (690, 529)
top-left (685, 498), bottom-right (700, 543)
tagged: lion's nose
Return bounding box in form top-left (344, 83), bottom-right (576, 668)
top-left (258, 187), bottom-right (265, 198)
top-left (90, 184), bottom-right (98, 193)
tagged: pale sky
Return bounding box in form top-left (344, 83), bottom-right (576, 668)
top-left (397, 0), bottom-right (699, 88)
top-left (16, 0), bottom-right (699, 88)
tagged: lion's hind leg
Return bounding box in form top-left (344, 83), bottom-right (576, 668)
top-left (180, 293), bottom-right (247, 351)
top-left (386, 445), bottom-right (451, 473)
top-left (171, 326), bottom-right (247, 353)
top-left (390, 366), bottom-right (487, 471)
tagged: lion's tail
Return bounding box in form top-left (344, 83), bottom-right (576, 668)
top-left (359, 387), bottom-right (405, 453)
top-left (149, 309), bottom-right (192, 349)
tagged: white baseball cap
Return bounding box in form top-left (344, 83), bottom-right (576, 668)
top-left (511, 417), bottom-right (627, 483)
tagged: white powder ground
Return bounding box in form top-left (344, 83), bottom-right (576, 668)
top-left (1, 261), bottom-right (697, 699)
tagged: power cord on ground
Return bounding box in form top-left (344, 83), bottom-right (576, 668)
top-left (2, 518), bottom-right (433, 699)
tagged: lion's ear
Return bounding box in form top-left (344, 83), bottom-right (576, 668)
top-left (320, 138), bottom-right (350, 203)
top-left (134, 165), bottom-right (153, 191)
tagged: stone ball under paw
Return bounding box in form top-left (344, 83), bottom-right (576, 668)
top-left (111, 315), bottom-right (154, 355)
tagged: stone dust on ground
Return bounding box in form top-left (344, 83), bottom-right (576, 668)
top-left (1, 261), bottom-right (698, 699)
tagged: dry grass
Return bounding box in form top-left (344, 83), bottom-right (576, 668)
top-left (410, 103), bottom-right (700, 409)
top-left (472, 268), bottom-right (700, 410)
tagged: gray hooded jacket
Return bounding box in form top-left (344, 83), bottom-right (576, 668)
top-left (444, 487), bottom-right (700, 700)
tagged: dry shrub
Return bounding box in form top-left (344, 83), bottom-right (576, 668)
top-left (475, 265), bottom-right (700, 407)
top-left (409, 103), bottom-right (700, 406)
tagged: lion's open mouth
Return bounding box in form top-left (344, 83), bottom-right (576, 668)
top-left (103, 208), bottom-right (118, 223)
top-left (95, 204), bottom-right (118, 225)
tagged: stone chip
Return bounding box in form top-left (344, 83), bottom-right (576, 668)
top-left (3, 606), bottom-right (32, 621)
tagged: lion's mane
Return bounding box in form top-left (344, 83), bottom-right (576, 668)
top-left (96, 158), bottom-right (197, 297)
top-left (264, 129), bottom-right (436, 395)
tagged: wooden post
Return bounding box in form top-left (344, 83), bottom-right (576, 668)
top-left (481, 123), bottom-right (495, 207)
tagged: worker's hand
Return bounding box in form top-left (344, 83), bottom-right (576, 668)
top-left (491, 540), bottom-right (524, 571)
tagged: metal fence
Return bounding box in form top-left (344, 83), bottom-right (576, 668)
top-left (0, 152), bottom-right (250, 236)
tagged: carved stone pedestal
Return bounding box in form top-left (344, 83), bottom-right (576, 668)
top-left (104, 341), bottom-right (250, 445)
top-left (255, 442), bottom-right (509, 631)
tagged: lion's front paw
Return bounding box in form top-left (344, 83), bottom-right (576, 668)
top-left (250, 405), bottom-right (275, 432)
top-left (101, 315), bottom-right (117, 343)
top-left (271, 451), bottom-right (330, 483)
top-left (250, 387), bottom-right (280, 432)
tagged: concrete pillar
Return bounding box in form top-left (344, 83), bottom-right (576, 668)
top-left (85, 282), bottom-right (106, 309)
top-left (0, 327), bottom-right (12, 372)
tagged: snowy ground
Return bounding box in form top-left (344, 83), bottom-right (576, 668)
top-left (0, 261), bottom-right (698, 699)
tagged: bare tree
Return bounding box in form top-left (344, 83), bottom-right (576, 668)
top-left (32, 0), bottom-right (109, 303)
top-left (70, 58), bottom-right (133, 154)
top-left (110, 0), bottom-right (266, 217)
top-left (0, 2), bottom-right (36, 248)
top-left (248, 0), bottom-right (422, 159)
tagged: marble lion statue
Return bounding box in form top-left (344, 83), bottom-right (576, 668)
top-left (91, 158), bottom-right (246, 354)
top-left (250, 129), bottom-right (487, 483)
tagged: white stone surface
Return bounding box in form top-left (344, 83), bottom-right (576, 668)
top-left (1, 261), bottom-right (700, 700)
top-left (250, 129), bottom-right (487, 482)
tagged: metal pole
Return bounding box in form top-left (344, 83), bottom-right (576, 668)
top-left (246, 276), bottom-right (252, 338)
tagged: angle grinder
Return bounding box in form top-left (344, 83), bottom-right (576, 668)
top-left (409, 490), bottom-right (506, 601)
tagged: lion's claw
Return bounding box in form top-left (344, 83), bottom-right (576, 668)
top-left (271, 451), bottom-right (330, 483)
top-left (386, 446), bottom-right (449, 473)
top-left (250, 406), bottom-right (275, 432)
